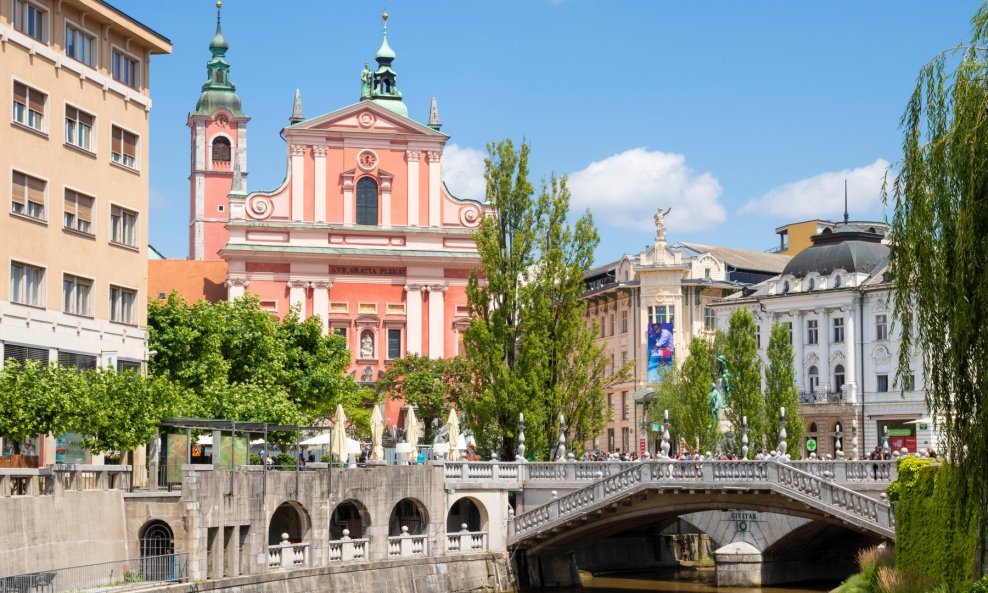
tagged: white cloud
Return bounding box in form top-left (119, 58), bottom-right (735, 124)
top-left (568, 148), bottom-right (726, 233)
top-left (740, 159), bottom-right (892, 219)
top-left (442, 144), bottom-right (486, 201)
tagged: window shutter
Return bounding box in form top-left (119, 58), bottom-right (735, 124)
top-left (111, 127), bottom-right (122, 154)
top-left (28, 88), bottom-right (45, 114)
top-left (77, 194), bottom-right (93, 224)
top-left (13, 82), bottom-right (27, 104)
top-left (66, 105), bottom-right (78, 121)
top-left (3, 344), bottom-right (50, 365)
top-left (11, 172), bottom-right (26, 206)
top-left (27, 175), bottom-right (45, 205)
top-left (123, 131), bottom-right (137, 157)
top-left (79, 111), bottom-right (94, 127)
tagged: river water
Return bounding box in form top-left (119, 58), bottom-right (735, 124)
top-left (547, 567), bottom-right (837, 593)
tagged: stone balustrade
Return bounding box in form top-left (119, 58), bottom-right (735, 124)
top-left (445, 525), bottom-right (488, 554)
top-left (387, 526), bottom-right (429, 558)
top-left (0, 464), bottom-right (133, 496)
top-left (327, 531), bottom-right (369, 562)
top-left (268, 533), bottom-right (309, 569)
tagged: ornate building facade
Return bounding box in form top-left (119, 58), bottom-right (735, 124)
top-left (186, 10), bottom-right (483, 426)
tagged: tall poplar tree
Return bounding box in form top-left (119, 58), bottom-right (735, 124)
top-left (723, 308), bottom-right (765, 452)
top-left (885, 5), bottom-right (988, 574)
top-left (764, 321), bottom-right (802, 455)
top-left (653, 338), bottom-right (720, 453)
top-left (463, 140), bottom-right (617, 459)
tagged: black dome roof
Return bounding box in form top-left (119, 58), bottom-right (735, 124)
top-left (782, 223), bottom-right (888, 278)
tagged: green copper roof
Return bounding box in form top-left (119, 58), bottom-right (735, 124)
top-left (360, 12), bottom-right (406, 118)
top-left (193, 4), bottom-right (244, 117)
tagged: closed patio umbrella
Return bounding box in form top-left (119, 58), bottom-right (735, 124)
top-left (370, 406), bottom-right (385, 461)
top-left (406, 407), bottom-right (421, 449)
top-left (331, 404), bottom-right (348, 463)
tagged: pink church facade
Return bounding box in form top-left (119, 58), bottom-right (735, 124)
top-left (186, 10), bottom-right (483, 426)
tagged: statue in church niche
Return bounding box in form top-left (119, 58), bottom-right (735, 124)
top-left (360, 333), bottom-right (374, 359)
top-left (360, 63), bottom-right (373, 100)
top-left (654, 207), bottom-right (671, 243)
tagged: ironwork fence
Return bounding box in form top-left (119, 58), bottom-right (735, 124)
top-left (1, 553), bottom-right (188, 593)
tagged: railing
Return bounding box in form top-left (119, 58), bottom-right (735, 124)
top-left (509, 460), bottom-right (895, 543)
top-left (267, 534), bottom-right (309, 569)
top-left (1, 553), bottom-right (188, 592)
top-left (446, 527), bottom-right (488, 554)
top-left (789, 460), bottom-right (896, 482)
top-left (387, 526), bottom-right (429, 558)
top-left (327, 532), bottom-right (369, 562)
top-left (0, 465), bottom-right (133, 497)
top-left (798, 391), bottom-right (845, 404)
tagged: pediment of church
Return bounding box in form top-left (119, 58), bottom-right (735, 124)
top-left (289, 101), bottom-right (447, 138)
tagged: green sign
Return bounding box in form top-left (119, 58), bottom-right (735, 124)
top-left (805, 437), bottom-right (817, 452)
top-left (651, 422), bottom-right (660, 432)
top-left (919, 423), bottom-right (929, 431)
top-left (887, 428), bottom-right (912, 437)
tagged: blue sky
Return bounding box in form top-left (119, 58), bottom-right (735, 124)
top-left (113, 0), bottom-right (982, 262)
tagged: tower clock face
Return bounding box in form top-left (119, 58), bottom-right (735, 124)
top-left (357, 150), bottom-right (378, 171)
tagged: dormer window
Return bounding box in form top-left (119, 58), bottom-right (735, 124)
top-left (782, 280), bottom-right (790, 294)
top-left (834, 275), bottom-right (842, 288)
top-left (808, 277), bottom-right (816, 291)
top-left (211, 137), bottom-right (231, 162)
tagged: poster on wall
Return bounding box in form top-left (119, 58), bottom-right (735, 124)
top-left (219, 435), bottom-right (249, 468)
top-left (647, 322), bottom-right (674, 383)
top-left (165, 433), bottom-right (189, 484)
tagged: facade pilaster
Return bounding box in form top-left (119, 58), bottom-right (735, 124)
top-left (793, 311), bottom-right (805, 392)
top-left (427, 284), bottom-right (447, 358)
top-left (427, 150), bottom-right (441, 227)
top-left (342, 171), bottom-right (355, 226)
top-left (290, 144), bottom-right (306, 221)
top-left (312, 281), bottom-right (332, 334)
top-left (381, 172), bottom-right (393, 228)
top-left (406, 150), bottom-right (420, 226)
top-left (405, 284), bottom-right (424, 355)
top-left (313, 145), bottom-right (328, 223)
top-left (845, 303), bottom-right (857, 403)
top-left (225, 277), bottom-right (249, 301)
top-left (288, 280), bottom-right (309, 319)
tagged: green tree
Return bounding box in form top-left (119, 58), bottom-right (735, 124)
top-left (885, 5), bottom-right (988, 574)
top-left (764, 321), bottom-right (802, 455)
top-left (375, 354), bottom-right (471, 442)
top-left (463, 140), bottom-right (618, 459)
top-left (0, 361), bottom-right (71, 453)
top-left (652, 337), bottom-right (720, 453)
top-left (723, 308), bottom-right (765, 452)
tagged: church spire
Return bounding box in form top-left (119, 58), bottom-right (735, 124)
top-left (194, 0), bottom-right (244, 116)
top-left (843, 179), bottom-right (849, 224)
top-left (428, 97), bottom-right (441, 130)
top-left (289, 88), bottom-right (304, 125)
top-left (365, 11), bottom-right (408, 118)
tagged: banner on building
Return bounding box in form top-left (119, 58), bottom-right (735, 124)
top-left (647, 322), bottom-right (674, 383)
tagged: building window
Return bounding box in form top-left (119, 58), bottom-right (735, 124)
top-left (621, 392), bottom-right (628, 420)
top-left (808, 365), bottom-right (819, 390)
top-left (65, 105), bottom-right (94, 151)
top-left (64, 189), bottom-right (94, 235)
top-left (599, 317), bottom-right (605, 338)
top-left (117, 360), bottom-right (142, 373)
top-left (3, 344), bottom-right (49, 365)
top-left (620, 310), bottom-right (628, 333)
top-left (704, 268), bottom-right (711, 279)
top-left (13, 0), bottom-right (46, 42)
top-left (622, 428), bottom-right (630, 453)
top-left (622, 350), bottom-right (628, 367)
top-left (62, 274), bottom-right (92, 317)
top-left (648, 305), bottom-right (674, 325)
top-left (877, 374), bottom-right (889, 392)
top-left (901, 371), bottom-right (916, 392)
top-left (833, 317), bottom-right (845, 343)
top-left (334, 327), bottom-right (347, 339)
top-left (607, 393), bottom-right (613, 413)
top-left (10, 262), bottom-right (44, 307)
top-left (807, 319), bottom-right (818, 345)
top-left (111, 126), bottom-right (138, 169)
top-left (11, 170), bottom-right (46, 221)
top-left (12, 81), bottom-right (46, 132)
top-left (57, 351), bottom-right (97, 370)
top-left (834, 364), bottom-right (845, 391)
top-left (109, 285), bottom-right (137, 325)
top-left (211, 137), bottom-right (231, 162)
top-left (387, 328), bottom-right (402, 360)
top-left (834, 275), bottom-right (843, 288)
top-left (755, 325), bottom-right (761, 349)
top-left (111, 49), bottom-right (140, 89)
top-left (356, 177), bottom-right (378, 225)
top-left (704, 307), bottom-right (716, 331)
top-left (607, 429), bottom-right (615, 452)
top-left (785, 321), bottom-right (793, 344)
top-left (609, 314), bottom-right (615, 336)
top-left (610, 353), bottom-right (615, 375)
top-left (875, 314), bottom-right (888, 341)
top-left (110, 205), bottom-right (138, 247)
top-left (65, 24), bottom-right (96, 67)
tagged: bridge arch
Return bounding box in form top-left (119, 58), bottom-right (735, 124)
top-left (269, 501), bottom-right (311, 545)
top-left (330, 499), bottom-right (371, 539)
top-left (138, 519), bottom-right (175, 581)
top-left (389, 497), bottom-right (429, 536)
top-left (446, 495), bottom-right (488, 532)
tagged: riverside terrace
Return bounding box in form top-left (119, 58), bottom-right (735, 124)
top-left (0, 457), bottom-right (899, 591)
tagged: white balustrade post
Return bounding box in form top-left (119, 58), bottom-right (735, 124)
top-left (400, 526), bottom-right (412, 557)
top-left (280, 533), bottom-right (292, 568)
top-left (341, 529), bottom-right (353, 562)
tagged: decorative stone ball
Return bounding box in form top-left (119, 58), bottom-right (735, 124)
top-left (342, 529), bottom-right (350, 538)
top-left (401, 526), bottom-right (409, 534)
top-left (551, 490), bottom-right (558, 498)
top-left (461, 523), bottom-right (468, 531)
top-left (281, 532), bottom-right (289, 541)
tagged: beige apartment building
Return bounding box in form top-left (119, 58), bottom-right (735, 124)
top-left (582, 209), bottom-right (791, 456)
top-left (0, 0), bottom-right (170, 464)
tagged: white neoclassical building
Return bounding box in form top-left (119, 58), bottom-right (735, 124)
top-left (712, 220), bottom-right (936, 458)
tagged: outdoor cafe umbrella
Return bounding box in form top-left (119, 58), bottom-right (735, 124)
top-left (406, 406), bottom-right (421, 449)
top-left (370, 405), bottom-right (385, 461)
top-left (446, 409), bottom-right (461, 461)
top-left (331, 404), bottom-right (349, 462)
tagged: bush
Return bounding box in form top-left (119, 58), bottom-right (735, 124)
top-left (968, 577), bottom-right (988, 593)
top-left (249, 453), bottom-right (262, 466)
top-left (275, 452), bottom-right (296, 470)
top-left (320, 453), bottom-right (330, 463)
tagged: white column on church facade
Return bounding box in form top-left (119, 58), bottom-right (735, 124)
top-left (381, 173), bottom-right (393, 228)
top-left (427, 150), bottom-right (441, 227)
top-left (405, 284), bottom-right (424, 355)
top-left (288, 280), bottom-right (309, 320)
top-left (311, 281), bottom-right (332, 334)
top-left (427, 284), bottom-right (447, 358)
top-left (225, 277), bottom-right (248, 301)
top-left (406, 150), bottom-right (420, 226)
top-left (342, 171), bottom-right (355, 226)
top-left (313, 145), bottom-right (328, 223)
top-left (845, 304), bottom-right (857, 403)
top-left (290, 144), bottom-right (306, 221)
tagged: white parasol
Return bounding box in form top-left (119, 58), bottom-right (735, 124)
top-left (406, 406), bottom-right (421, 449)
top-left (331, 404), bottom-right (349, 462)
top-left (370, 405), bottom-right (385, 461)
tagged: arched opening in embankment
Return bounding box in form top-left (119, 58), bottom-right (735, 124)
top-left (447, 496), bottom-right (488, 532)
top-left (389, 497), bottom-right (429, 536)
top-left (330, 499), bottom-right (371, 539)
top-left (268, 501), bottom-right (311, 545)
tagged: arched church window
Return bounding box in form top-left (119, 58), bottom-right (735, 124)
top-left (356, 177), bottom-right (379, 225)
top-left (212, 137), bottom-right (231, 162)
top-left (808, 366), bottom-right (819, 391)
top-left (834, 364), bottom-right (845, 391)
